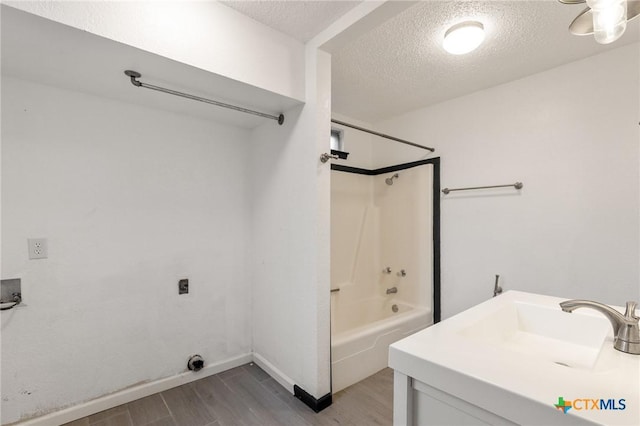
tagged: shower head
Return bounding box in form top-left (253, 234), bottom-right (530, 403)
top-left (385, 173), bottom-right (399, 185)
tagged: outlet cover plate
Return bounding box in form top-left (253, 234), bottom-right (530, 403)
top-left (28, 238), bottom-right (47, 259)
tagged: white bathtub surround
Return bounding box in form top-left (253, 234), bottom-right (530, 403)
top-left (330, 163), bottom-right (434, 392)
top-left (390, 291), bottom-right (640, 426)
top-left (331, 166), bottom-right (433, 306)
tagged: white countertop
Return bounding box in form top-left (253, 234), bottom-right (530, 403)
top-left (389, 291), bottom-right (640, 426)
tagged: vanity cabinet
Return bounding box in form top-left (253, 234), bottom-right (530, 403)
top-left (394, 372), bottom-right (517, 426)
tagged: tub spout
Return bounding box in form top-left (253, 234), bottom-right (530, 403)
top-left (386, 287), bottom-right (398, 295)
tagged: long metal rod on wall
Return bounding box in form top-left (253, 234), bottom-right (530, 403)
top-left (124, 70), bottom-right (285, 125)
top-left (330, 118), bottom-right (435, 152)
top-left (442, 182), bottom-right (523, 195)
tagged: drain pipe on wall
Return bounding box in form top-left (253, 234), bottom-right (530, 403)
top-left (187, 355), bottom-right (205, 372)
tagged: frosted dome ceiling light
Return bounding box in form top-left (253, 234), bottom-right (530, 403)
top-left (443, 21), bottom-right (485, 55)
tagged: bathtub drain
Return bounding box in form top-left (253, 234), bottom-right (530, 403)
top-left (392, 304), bottom-right (399, 313)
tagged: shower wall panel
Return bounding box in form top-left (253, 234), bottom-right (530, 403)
top-left (330, 165), bottom-right (432, 310)
top-left (376, 166), bottom-right (432, 307)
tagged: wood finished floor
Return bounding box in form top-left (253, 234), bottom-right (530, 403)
top-left (63, 364), bottom-right (393, 426)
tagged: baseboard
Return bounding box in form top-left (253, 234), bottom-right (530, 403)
top-left (13, 353), bottom-right (252, 426)
top-left (12, 352), bottom-right (332, 424)
top-left (293, 385), bottom-right (332, 413)
top-left (252, 353), bottom-right (332, 413)
top-left (251, 352), bottom-right (295, 394)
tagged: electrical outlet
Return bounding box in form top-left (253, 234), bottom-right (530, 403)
top-left (28, 238), bottom-right (48, 259)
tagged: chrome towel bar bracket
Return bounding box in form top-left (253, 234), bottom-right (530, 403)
top-left (320, 153), bottom-right (339, 163)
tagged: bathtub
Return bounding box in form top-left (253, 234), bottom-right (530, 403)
top-left (331, 297), bottom-right (432, 392)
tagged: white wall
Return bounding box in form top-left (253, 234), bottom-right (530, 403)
top-left (330, 113), bottom-right (435, 170)
top-left (249, 48), bottom-right (331, 399)
top-left (5, 1), bottom-right (305, 101)
top-left (370, 129), bottom-right (435, 170)
top-left (378, 43), bottom-right (640, 318)
top-left (1, 4), bottom-right (336, 419)
top-left (1, 77), bottom-right (252, 423)
top-left (331, 113), bottom-right (375, 170)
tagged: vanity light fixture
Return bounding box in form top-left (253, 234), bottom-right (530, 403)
top-left (559, 0), bottom-right (640, 44)
top-left (443, 21), bottom-right (485, 55)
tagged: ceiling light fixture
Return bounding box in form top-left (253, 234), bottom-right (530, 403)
top-left (588, 0), bottom-right (627, 43)
top-left (559, 0), bottom-right (640, 44)
top-left (443, 21), bottom-right (485, 55)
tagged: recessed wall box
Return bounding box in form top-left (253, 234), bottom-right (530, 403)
top-left (1, 278), bottom-right (22, 304)
top-left (178, 279), bottom-right (189, 295)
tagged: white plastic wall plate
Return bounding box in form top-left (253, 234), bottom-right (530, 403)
top-left (28, 238), bottom-right (48, 259)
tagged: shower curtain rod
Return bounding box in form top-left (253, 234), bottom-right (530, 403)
top-left (124, 70), bottom-right (285, 125)
top-left (331, 119), bottom-right (434, 152)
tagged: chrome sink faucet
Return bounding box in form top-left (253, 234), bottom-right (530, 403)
top-left (560, 299), bottom-right (640, 355)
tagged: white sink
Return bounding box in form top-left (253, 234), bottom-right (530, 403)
top-left (389, 291), bottom-right (640, 426)
top-left (457, 301), bottom-right (611, 370)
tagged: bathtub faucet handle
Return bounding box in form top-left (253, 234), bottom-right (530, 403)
top-left (397, 269), bottom-right (406, 277)
top-left (383, 267), bottom-right (392, 274)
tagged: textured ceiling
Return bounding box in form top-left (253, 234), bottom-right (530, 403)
top-left (331, 0), bottom-right (640, 121)
top-left (221, 0), bottom-right (362, 42)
